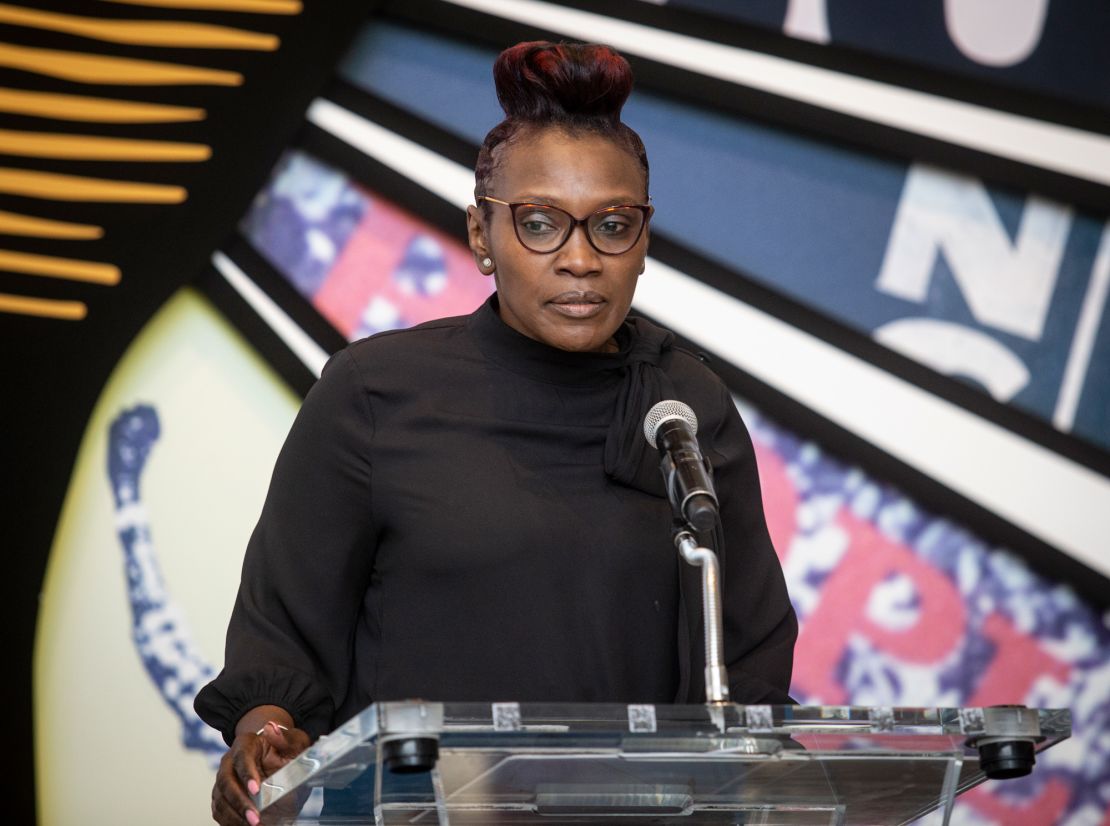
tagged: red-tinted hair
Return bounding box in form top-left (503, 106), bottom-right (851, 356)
top-left (474, 41), bottom-right (649, 202)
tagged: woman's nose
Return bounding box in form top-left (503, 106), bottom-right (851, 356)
top-left (555, 223), bottom-right (602, 277)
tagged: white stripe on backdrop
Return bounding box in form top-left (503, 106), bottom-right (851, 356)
top-left (442, 0), bottom-right (1110, 189)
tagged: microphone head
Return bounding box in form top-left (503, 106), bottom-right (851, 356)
top-left (643, 400), bottom-right (698, 449)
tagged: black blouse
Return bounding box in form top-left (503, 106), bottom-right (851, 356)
top-left (195, 295), bottom-right (796, 744)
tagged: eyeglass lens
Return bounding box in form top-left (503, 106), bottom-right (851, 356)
top-left (513, 205), bottom-right (645, 254)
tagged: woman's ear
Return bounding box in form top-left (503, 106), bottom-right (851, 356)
top-left (466, 205), bottom-right (494, 275)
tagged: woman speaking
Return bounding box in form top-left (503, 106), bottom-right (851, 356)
top-left (197, 39), bottom-right (796, 826)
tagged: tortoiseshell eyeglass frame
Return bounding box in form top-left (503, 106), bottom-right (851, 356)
top-left (477, 196), bottom-right (653, 255)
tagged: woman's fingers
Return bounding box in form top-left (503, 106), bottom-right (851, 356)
top-left (231, 734), bottom-right (264, 795)
top-left (211, 789), bottom-right (256, 826)
top-left (211, 735), bottom-right (263, 825)
top-left (278, 725), bottom-right (312, 756)
top-left (212, 723), bottom-right (312, 824)
top-left (257, 723), bottom-right (312, 774)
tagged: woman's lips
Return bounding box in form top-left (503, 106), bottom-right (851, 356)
top-left (548, 291), bottom-right (606, 319)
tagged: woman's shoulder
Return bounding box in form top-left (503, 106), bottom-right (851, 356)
top-left (353, 312), bottom-right (470, 349)
top-left (307, 314), bottom-right (479, 402)
top-left (627, 314), bottom-right (727, 397)
top-left (343, 313), bottom-right (474, 366)
top-left (633, 321), bottom-right (736, 436)
top-left (667, 346), bottom-right (732, 417)
top-left (668, 344), bottom-right (722, 385)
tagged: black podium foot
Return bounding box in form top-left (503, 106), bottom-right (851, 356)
top-left (978, 739), bottom-right (1036, 779)
top-left (382, 736), bottom-right (439, 773)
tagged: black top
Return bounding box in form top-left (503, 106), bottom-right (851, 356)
top-left (195, 295), bottom-right (796, 744)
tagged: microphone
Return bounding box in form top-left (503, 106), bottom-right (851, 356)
top-left (643, 400), bottom-right (719, 532)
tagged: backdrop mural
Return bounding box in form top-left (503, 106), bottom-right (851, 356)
top-left (9, 1), bottom-right (1109, 823)
top-left (35, 289), bottom-right (300, 824)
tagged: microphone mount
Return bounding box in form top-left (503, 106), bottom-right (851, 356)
top-left (674, 529), bottom-right (729, 704)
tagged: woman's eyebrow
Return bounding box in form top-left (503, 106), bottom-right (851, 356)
top-left (513, 194), bottom-right (643, 207)
top-left (511, 194), bottom-right (555, 204)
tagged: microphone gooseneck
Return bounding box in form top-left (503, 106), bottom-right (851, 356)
top-left (643, 400), bottom-right (719, 532)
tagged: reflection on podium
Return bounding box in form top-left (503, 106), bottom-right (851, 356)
top-left (255, 701), bottom-right (1070, 825)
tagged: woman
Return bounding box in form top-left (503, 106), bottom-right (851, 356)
top-left (198, 40), bottom-right (796, 826)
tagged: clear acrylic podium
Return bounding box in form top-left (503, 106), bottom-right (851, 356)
top-left (255, 701), bottom-right (1070, 825)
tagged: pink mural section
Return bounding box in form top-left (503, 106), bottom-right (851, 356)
top-left (313, 196), bottom-right (492, 339)
top-left (241, 149), bottom-right (492, 340)
top-left (750, 417), bottom-right (1108, 826)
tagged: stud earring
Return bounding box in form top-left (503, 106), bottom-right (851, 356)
top-left (482, 257), bottom-right (493, 269)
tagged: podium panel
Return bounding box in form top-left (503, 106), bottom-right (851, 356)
top-left (255, 703), bottom-right (1070, 826)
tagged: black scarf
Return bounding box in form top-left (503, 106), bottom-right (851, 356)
top-left (603, 315), bottom-right (677, 497)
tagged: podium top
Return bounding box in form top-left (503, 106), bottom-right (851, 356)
top-left (258, 702), bottom-right (1071, 825)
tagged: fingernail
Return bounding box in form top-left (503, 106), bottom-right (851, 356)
top-left (267, 721), bottom-right (287, 736)
top-left (247, 778), bottom-right (260, 795)
top-left (246, 809), bottom-right (260, 826)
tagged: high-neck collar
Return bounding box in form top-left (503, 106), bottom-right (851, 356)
top-left (466, 292), bottom-right (677, 498)
top-left (467, 293), bottom-right (633, 387)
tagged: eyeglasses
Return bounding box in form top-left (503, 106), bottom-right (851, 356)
top-left (478, 196), bottom-right (653, 255)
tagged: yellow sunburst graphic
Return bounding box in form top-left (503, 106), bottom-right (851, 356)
top-left (0, 0), bottom-right (299, 320)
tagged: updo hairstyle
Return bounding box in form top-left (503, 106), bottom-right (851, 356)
top-left (474, 41), bottom-right (649, 205)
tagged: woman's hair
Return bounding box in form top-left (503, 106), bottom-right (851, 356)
top-left (474, 41), bottom-right (649, 202)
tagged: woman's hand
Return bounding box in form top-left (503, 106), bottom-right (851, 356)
top-left (211, 710), bottom-right (311, 825)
